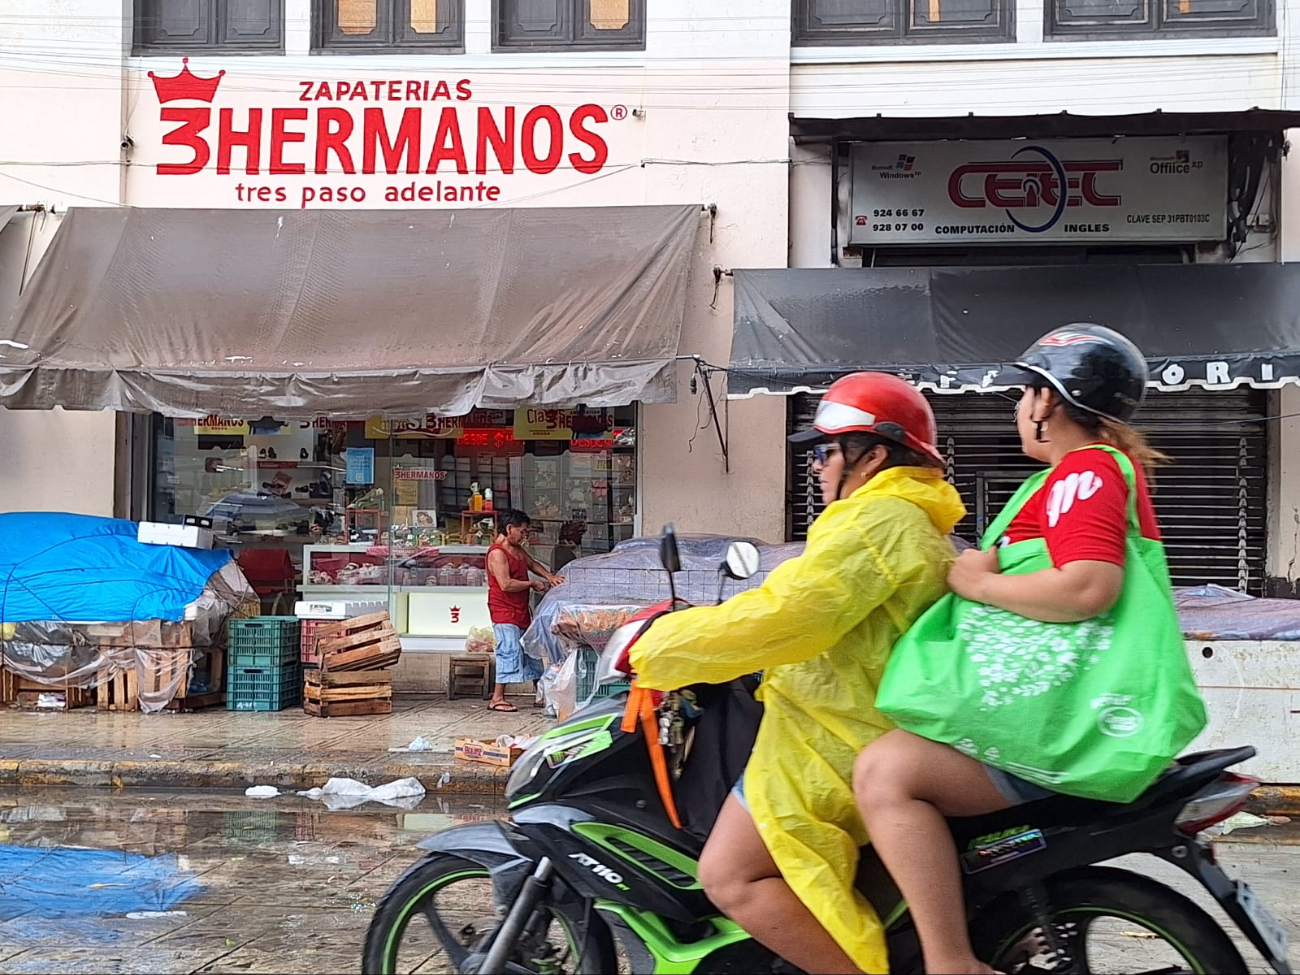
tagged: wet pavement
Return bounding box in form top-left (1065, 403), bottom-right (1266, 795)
top-left (0, 697), bottom-right (551, 792)
top-left (0, 788), bottom-right (505, 974)
top-left (0, 787), bottom-right (1294, 974)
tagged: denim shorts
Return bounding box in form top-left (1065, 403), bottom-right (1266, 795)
top-left (491, 623), bottom-right (543, 684)
top-left (730, 773), bottom-right (749, 812)
top-left (984, 764), bottom-right (1055, 805)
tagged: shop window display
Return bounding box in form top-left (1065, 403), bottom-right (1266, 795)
top-left (150, 407), bottom-right (637, 640)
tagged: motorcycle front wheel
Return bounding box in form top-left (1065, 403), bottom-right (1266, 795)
top-left (362, 853), bottom-right (617, 975)
top-left (979, 866), bottom-right (1248, 974)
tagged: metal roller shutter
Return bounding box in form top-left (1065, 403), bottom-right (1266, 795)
top-left (787, 389), bottom-right (1269, 593)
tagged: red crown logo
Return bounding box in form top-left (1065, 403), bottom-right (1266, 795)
top-left (148, 58), bottom-right (225, 104)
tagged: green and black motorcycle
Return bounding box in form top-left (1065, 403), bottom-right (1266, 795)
top-left (363, 528), bottom-right (1290, 975)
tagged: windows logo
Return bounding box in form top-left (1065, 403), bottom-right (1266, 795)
top-left (895, 154), bottom-right (916, 172)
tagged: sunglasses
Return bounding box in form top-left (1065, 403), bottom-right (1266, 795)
top-left (812, 443), bottom-right (841, 466)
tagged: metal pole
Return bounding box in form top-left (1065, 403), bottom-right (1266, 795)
top-left (478, 857), bottom-right (554, 974)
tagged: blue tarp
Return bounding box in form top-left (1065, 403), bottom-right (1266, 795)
top-left (0, 513), bottom-right (230, 624)
top-left (0, 844), bottom-right (203, 922)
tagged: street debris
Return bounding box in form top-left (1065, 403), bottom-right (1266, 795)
top-left (388, 736), bottom-right (435, 753)
top-left (296, 776), bottom-right (425, 810)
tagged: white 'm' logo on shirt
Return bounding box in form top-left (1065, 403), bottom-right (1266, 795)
top-left (1045, 471), bottom-right (1104, 528)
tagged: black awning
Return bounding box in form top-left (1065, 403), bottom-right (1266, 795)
top-left (0, 205), bottom-right (702, 418)
top-left (729, 263), bottom-right (1300, 397)
top-left (790, 109), bottom-right (1300, 143)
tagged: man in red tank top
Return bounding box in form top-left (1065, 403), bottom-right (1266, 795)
top-left (487, 509), bottom-right (565, 712)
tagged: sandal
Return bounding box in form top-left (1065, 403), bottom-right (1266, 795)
top-left (488, 701), bottom-right (518, 712)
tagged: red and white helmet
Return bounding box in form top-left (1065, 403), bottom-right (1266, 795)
top-left (788, 372), bottom-right (943, 467)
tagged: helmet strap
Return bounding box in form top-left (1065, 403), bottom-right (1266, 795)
top-left (1034, 419), bottom-right (1048, 444)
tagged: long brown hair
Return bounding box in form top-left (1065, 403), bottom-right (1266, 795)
top-left (1082, 413), bottom-right (1170, 486)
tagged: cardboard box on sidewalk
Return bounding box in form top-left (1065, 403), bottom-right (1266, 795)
top-left (454, 737), bottom-right (525, 769)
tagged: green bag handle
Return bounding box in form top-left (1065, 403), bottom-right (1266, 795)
top-left (978, 445), bottom-right (1141, 553)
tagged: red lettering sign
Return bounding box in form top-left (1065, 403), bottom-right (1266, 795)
top-left (149, 62), bottom-right (615, 181)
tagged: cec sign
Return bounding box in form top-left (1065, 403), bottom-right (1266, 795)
top-left (849, 137), bottom-right (1227, 246)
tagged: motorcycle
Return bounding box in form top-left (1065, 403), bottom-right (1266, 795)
top-left (363, 526), bottom-right (1292, 975)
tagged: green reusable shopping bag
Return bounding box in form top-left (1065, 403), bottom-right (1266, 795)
top-left (876, 445), bottom-right (1206, 803)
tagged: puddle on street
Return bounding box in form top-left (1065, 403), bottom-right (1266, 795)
top-left (0, 788), bottom-right (507, 974)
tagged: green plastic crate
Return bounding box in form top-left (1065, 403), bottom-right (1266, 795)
top-left (577, 647), bottom-right (630, 703)
top-left (228, 617), bottom-right (301, 668)
top-left (227, 663), bottom-right (302, 712)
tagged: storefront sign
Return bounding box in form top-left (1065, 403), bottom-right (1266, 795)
top-left (393, 468), bottom-right (448, 481)
top-left (849, 137), bottom-right (1227, 246)
top-left (365, 416), bottom-right (463, 439)
top-left (137, 60), bottom-right (636, 209)
top-left (513, 408), bottom-right (614, 441)
top-left (180, 417), bottom-right (251, 436)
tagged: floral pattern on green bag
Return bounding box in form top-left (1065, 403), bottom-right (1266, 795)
top-left (957, 604), bottom-right (1114, 708)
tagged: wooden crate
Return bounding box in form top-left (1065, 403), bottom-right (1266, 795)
top-left (3, 674), bottom-right (93, 710)
top-left (97, 646), bottom-right (224, 712)
top-left (317, 612), bottom-right (402, 673)
top-left (165, 647), bottom-right (225, 712)
top-left (303, 668), bottom-right (393, 717)
top-left (97, 667), bottom-right (139, 711)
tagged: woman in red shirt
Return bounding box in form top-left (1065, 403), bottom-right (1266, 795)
top-left (852, 324), bottom-right (1169, 975)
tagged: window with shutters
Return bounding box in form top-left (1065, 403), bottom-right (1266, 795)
top-left (1047, 0), bottom-right (1272, 36)
top-left (135, 0), bottom-right (284, 53)
top-left (316, 0), bottom-right (463, 51)
top-left (794, 0), bottom-right (1013, 43)
top-left (495, 0), bottom-right (645, 50)
top-left (787, 389), bottom-right (1269, 593)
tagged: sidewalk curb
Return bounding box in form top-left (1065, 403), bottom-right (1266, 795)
top-left (0, 757), bottom-right (509, 795)
top-left (1246, 784), bottom-right (1300, 818)
top-left (2, 757), bottom-right (1297, 813)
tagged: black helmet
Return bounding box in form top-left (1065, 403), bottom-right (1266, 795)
top-left (1006, 324), bottom-right (1149, 423)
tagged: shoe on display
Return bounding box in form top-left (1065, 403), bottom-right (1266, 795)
top-left (300, 448), bottom-right (309, 460)
top-left (268, 447), bottom-right (278, 460)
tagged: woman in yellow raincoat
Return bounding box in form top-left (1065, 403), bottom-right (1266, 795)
top-left (629, 372), bottom-right (966, 974)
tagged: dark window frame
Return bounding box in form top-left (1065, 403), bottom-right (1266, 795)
top-left (134, 0), bottom-right (285, 55)
top-left (493, 0), bottom-right (646, 52)
top-left (313, 0), bottom-right (465, 53)
top-left (793, 0), bottom-right (1015, 45)
top-left (1046, 0), bottom-right (1274, 38)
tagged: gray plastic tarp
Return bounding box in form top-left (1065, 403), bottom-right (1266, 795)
top-left (0, 205), bottom-right (702, 417)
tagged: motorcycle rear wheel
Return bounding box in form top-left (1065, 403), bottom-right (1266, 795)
top-left (363, 853), bottom-right (617, 975)
top-left (979, 866), bottom-right (1248, 974)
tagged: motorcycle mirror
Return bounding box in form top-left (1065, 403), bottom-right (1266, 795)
top-left (723, 541), bottom-right (761, 581)
top-left (660, 524), bottom-right (682, 574)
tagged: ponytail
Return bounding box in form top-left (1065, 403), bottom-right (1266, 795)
top-left (1096, 417), bottom-right (1170, 486)
top-left (1061, 403), bottom-right (1169, 485)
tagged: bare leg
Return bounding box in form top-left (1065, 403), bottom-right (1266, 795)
top-left (698, 796), bottom-right (863, 975)
top-left (488, 683), bottom-right (515, 711)
top-left (853, 730), bottom-right (1011, 975)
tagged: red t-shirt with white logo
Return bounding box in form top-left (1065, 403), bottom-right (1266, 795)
top-left (1002, 446), bottom-right (1161, 567)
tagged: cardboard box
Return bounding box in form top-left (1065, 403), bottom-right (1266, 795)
top-left (454, 737), bottom-right (525, 769)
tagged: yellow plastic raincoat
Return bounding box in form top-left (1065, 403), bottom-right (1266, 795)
top-left (630, 466), bottom-right (966, 973)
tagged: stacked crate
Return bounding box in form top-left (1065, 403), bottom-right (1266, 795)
top-left (227, 617), bottom-right (302, 712)
top-left (303, 612), bottom-right (401, 717)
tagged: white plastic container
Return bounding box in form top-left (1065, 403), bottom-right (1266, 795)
top-left (293, 598), bottom-right (388, 620)
top-left (137, 521), bottom-right (214, 550)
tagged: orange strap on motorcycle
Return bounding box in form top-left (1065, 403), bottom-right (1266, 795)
top-left (621, 682), bottom-right (683, 829)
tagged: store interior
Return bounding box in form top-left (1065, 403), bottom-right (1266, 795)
top-left (149, 407), bottom-right (638, 646)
